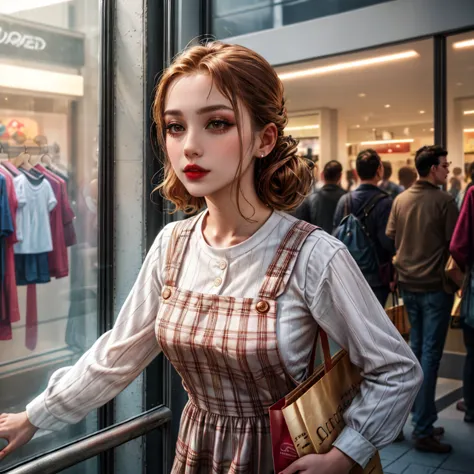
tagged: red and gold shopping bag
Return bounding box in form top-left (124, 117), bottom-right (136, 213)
top-left (269, 329), bottom-right (383, 474)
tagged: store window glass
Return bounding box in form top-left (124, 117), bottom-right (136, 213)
top-left (445, 31), bottom-right (474, 356)
top-left (447, 31), bottom-right (474, 208)
top-left (212, 0), bottom-right (393, 39)
top-left (276, 39), bottom-right (434, 191)
top-left (0, 1), bottom-right (100, 472)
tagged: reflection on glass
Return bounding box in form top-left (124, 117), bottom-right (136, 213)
top-left (0, 1), bottom-right (100, 472)
top-left (212, 0), bottom-right (393, 38)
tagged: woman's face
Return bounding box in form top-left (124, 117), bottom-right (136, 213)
top-left (164, 73), bottom-right (259, 200)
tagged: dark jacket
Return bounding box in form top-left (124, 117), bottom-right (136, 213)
top-left (333, 184), bottom-right (396, 286)
top-left (293, 184), bottom-right (346, 233)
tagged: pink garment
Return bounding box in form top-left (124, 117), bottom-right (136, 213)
top-left (0, 166), bottom-right (20, 341)
top-left (35, 164), bottom-right (69, 278)
top-left (450, 186), bottom-right (474, 271)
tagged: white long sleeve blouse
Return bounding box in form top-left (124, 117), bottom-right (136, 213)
top-left (26, 210), bottom-right (422, 467)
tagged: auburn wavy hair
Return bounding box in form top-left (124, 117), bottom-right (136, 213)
top-left (152, 41), bottom-right (312, 214)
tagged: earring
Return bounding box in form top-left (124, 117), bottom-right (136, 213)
top-left (260, 152), bottom-right (265, 158)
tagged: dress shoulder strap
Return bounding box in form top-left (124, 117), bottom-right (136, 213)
top-left (164, 213), bottom-right (202, 287)
top-left (258, 219), bottom-right (318, 300)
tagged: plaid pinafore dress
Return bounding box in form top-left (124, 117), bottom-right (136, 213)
top-left (156, 214), bottom-right (316, 473)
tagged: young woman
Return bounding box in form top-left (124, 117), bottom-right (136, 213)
top-left (0, 41), bottom-right (422, 474)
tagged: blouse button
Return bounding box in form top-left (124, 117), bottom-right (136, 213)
top-left (162, 288), bottom-right (172, 300)
top-left (256, 300), bottom-right (270, 314)
top-left (214, 277), bottom-right (223, 287)
top-left (219, 260), bottom-right (227, 270)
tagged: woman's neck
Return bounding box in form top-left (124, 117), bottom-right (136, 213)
top-left (202, 191), bottom-right (272, 249)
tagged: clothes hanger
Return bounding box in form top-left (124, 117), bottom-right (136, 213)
top-left (40, 146), bottom-right (52, 166)
top-left (12, 146), bottom-right (31, 169)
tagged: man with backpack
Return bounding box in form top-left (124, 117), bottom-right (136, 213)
top-left (333, 149), bottom-right (395, 307)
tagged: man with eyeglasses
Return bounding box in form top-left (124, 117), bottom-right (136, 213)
top-left (386, 145), bottom-right (459, 453)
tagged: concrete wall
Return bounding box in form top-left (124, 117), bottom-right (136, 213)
top-left (226, 0), bottom-right (474, 66)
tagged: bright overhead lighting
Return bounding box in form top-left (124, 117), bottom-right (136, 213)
top-left (285, 125), bottom-right (319, 131)
top-left (355, 125), bottom-right (360, 128)
top-left (358, 93), bottom-right (366, 98)
top-left (465, 128), bottom-right (474, 133)
top-left (419, 110), bottom-right (426, 114)
top-left (278, 50), bottom-right (419, 80)
top-left (453, 39), bottom-right (474, 49)
top-left (0, 0), bottom-right (72, 14)
top-left (464, 110), bottom-right (474, 115)
top-left (360, 139), bottom-right (415, 145)
top-left (430, 128), bottom-right (434, 132)
top-left (385, 104), bottom-right (391, 108)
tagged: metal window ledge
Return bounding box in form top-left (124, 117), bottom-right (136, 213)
top-left (6, 406), bottom-right (172, 474)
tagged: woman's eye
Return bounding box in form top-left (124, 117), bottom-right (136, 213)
top-left (206, 119), bottom-right (232, 131)
top-left (166, 123), bottom-right (184, 134)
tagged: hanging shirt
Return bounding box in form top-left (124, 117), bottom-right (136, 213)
top-left (35, 164), bottom-right (68, 278)
top-left (14, 177), bottom-right (57, 254)
top-left (0, 167), bottom-right (20, 326)
top-left (0, 173), bottom-right (13, 280)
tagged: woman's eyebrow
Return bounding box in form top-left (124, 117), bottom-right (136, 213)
top-left (164, 105), bottom-right (234, 116)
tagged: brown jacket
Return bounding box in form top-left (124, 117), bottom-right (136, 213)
top-left (386, 180), bottom-right (459, 293)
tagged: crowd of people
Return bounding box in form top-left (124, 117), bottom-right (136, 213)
top-left (294, 146), bottom-right (474, 454)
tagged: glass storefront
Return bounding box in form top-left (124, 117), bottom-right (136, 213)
top-left (276, 39), bottom-right (434, 189)
top-left (212, 0), bottom-right (393, 38)
top-left (0, 1), bottom-right (100, 472)
top-left (0, 1), bottom-right (472, 472)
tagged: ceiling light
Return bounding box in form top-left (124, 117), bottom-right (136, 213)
top-left (453, 39), bottom-right (474, 49)
top-left (358, 93), bottom-right (366, 98)
top-left (278, 50), bottom-right (419, 81)
top-left (355, 124), bottom-right (360, 128)
top-left (419, 110), bottom-right (425, 114)
top-left (430, 128), bottom-right (434, 132)
top-left (385, 104), bottom-right (391, 108)
top-left (0, 0), bottom-right (72, 14)
top-left (456, 82), bottom-right (464, 86)
top-left (464, 128), bottom-right (474, 133)
top-left (360, 139), bottom-right (415, 145)
top-left (285, 125), bottom-right (319, 131)
top-left (464, 110), bottom-right (474, 115)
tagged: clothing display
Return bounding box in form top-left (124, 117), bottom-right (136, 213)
top-left (0, 155), bottom-right (76, 346)
top-left (26, 211), bottom-right (421, 470)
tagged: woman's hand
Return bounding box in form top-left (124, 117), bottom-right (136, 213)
top-left (0, 412), bottom-right (38, 460)
top-left (279, 448), bottom-right (354, 474)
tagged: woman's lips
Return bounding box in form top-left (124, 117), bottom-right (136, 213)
top-left (183, 165), bottom-right (210, 180)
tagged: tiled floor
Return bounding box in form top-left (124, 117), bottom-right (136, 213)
top-left (381, 401), bottom-right (474, 474)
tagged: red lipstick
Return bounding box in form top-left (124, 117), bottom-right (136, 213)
top-left (183, 164), bottom-right (210, 180)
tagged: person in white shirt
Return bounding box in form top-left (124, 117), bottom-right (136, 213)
top-left (0, 41), bottom-right (422, 474)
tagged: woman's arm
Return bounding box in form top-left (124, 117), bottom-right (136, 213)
top-left (24, 228), bottom-right (171, 431)
top-left (305, 246), bottom-right (423, 468)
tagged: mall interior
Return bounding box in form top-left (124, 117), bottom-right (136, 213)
top-left (0, 1), bottom-right (473, 473)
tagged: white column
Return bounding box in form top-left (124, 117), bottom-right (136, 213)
top-left (447, 97), bottom-right (465, 176)
top-left (272, 0), bottom-right (283, 28)
top-left (319, 107), bottom-right (339, 170)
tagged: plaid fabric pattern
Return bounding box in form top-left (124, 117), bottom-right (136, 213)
top-left (156, 215), bottom-right (316, 473)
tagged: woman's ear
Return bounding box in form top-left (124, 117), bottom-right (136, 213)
top-left (257, 123), bottom-right (278, 157)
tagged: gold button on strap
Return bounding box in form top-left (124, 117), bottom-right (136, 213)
top-left (256, 300), bottom-right (270, 314)
top-left (162, 288), bottom-right (172, 300)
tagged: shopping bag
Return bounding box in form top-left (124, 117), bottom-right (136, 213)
top-left (450, 293), bottom-right (462, 329)
top-left (269, 329), bottom-right (383, 474)
top-left (386, 292), bottom-right (410, 340)
top-left (445, 255), bottom-right (465, 290)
